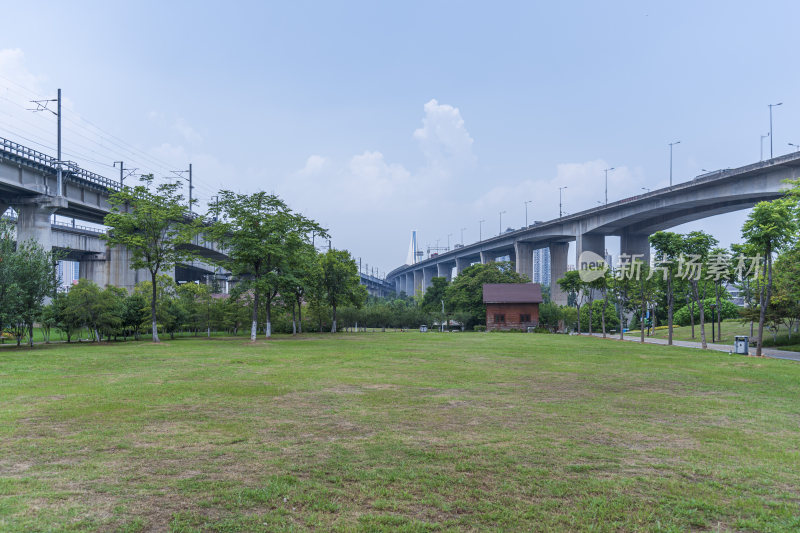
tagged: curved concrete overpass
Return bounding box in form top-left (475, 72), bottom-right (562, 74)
top-left (388, 153), bottom-right (798, 304)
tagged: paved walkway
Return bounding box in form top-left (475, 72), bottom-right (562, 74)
top-left (588, 332), bottom-right (800, 362)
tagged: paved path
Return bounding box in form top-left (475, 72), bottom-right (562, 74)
top-left (587, 332), bottom-right (800, 362)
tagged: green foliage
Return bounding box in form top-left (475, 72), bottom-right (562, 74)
top-left (673, 298), bottom-right (740, 327)
top-left (320, 248), bottom-right (367, 332)
top-left (444, 261), bottom-right (528, 326)
top-left (420, 277), bottom-right (449, 313)
top-left (103, 174), bottom-right (201, 342)
top-left (578, 300), bottom-right (620, 332)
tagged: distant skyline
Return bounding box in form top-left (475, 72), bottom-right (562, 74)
top-left (2, 1), bottom-right (799, 274)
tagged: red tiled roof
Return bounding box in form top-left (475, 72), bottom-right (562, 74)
top-left (482, 283), bottom-right (543, 304)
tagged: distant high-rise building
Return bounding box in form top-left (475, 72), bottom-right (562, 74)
top-left (533, 247), bottom-right (551, 285)
top-left (56, 260), bottom-right (80, 291)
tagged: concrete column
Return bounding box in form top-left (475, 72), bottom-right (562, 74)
top-left (395, 277), bottom-right (403, 294)
top-left (0, 203), bottom-right (8, 217)
top-left (455, 257), bottom-right (471, 275)
top-left (15, 203), bottom-right (57, 251)
top-left (404, 273), bottom-right (413, 296)
top-left (79, 256), bottom-right (109, 288)
top-left (413, 270), bottom-right (423, 296)
top-left (575, 233), bottom-right (605, 270)
top-left (480, 251), bottom-right (493, 264)
top-left (422, 266), bottom-right (436, 292)
top-left (437, 262), bottom-right (453, 282)
top-left (550, 242), bottom-right (569, 306)
top-left (620, 231), bottom-right (651, 266)
top-left (514, 241), bottom-right (534, 281)
top-left (106, 245), bottom-right (151, 292)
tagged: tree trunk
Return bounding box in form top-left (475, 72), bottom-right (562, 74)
top-left (292, 301), bottom-right (297, 335)
top-left (756, 244), bottom-right (772, 357)
top-left (692, 282), bottom-right (707, 349)
top-left (331, 304), bottom-right (337, 333)
top-left (151, 271), bottom-right (160, 343)
top-left (716, 283), bottom-right (722, 340)
top-left (587, 295), bottom-right (594, 335)
top-left (297, 296), bottom-right (303, 334)
top-left (601, 291), bottom-right (608, 338)
top-left (265, 293), bottom-right (272, 338)
top-left (640, 285), bottom-right (646, 344)
top-left (619, 301), bottom-right (624, 340)
top-left (689, 297), bottom-right (695, 339)
top-left (576, 303), bottom-right (581, 335)
top-left (250, 288), bottom-right (259, 342)
top-left (667, 276), bottom-right (674, 346)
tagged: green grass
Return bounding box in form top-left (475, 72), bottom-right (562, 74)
top-left (630, 319), bottom-right (800, 351)
top-left (1, 333), bottom-right (799, 531)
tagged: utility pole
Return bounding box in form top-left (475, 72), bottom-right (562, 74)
top-left (769, 102), bottom-right (783, 158)
top-left (559, 186), bottom-right (567, 218)
top-left (172, 163), bottom-right (194, 214)
top-left (524, 200), bottom-right (532, 227)
top-left (603, 167), bottom-right (614, 204)
top-left (668, 141), bottom-right (680, 186)
top-left (29, 89), bottom-right (62, 196)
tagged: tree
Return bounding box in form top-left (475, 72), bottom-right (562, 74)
top-left (103, 175), bottom-right (200, 342)
top-left (281, 237), bottom-right (319, 335)
top-left (558, 270), bottom-right (585, 334)
top-left (682, 231), bottom-right (718, 349)
top-left (649, 231), bottom-right (685, 345)
top-left (741, 199), bottom-right (798, 356)
top-left (772, 246), bottom-right (800, 340)
top-left (609, 264), bottom-right (637, 341)
top-left (209, 191), bottom-right (325, 340)
top-left (420, 277), bottom-right (450, 314)
top-left (10, 238), bottom-right (59, 347)
top-left (320, 249), bottom-right (367, 333)
top-left (445, 262), bottom-right (529, 327)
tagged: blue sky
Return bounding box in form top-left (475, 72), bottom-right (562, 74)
top-left (2, 1), bottom-right (799, 273)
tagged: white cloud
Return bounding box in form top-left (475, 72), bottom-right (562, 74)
top-left (413, 99), bottom-right (476, 174)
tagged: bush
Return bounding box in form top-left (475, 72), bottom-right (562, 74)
top-left (532, 327), bottom-right (550, 334)
top-left (473, 325), bottom-right (486, 332)
top-left (674, 298), bottom-right (740, 326)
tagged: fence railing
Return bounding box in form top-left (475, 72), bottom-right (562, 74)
top-left (0, 136), bottom-right (121, 192)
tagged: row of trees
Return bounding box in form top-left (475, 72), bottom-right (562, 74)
top-left (101, 178), bottom-right (366, 342)
top-left (555, 181), bottom-right (800, 356)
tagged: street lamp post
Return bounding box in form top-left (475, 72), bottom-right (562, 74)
top-left (789, 142), bottom-right (800, 152)
top-left (559, 186), bottom-right (567, 217)
top-left (460, 227), bottom-right (466, 245)
top-left (769, 102), bottom-right (783, 159)
top-left (479, 219), bottom-right (485, 241)
top-left (603, 167), bottom-right (615, 204)
top-left (447, 233), bottom-right (452, 250)
top-left (760, 133), bottom-right (770, 161)
top-left (641, 187), bottom-right (651, 193)
top-left (524, 200), bottom-right (532, 227)
top-left (669, 141), bottom-right (680, 186)
top-left (499, 211), bottom-right (506, 235)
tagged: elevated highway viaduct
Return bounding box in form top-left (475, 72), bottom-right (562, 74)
top-left (387, 152), bottom-right (799, 305)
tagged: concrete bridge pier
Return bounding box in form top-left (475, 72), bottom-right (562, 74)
top-left (404, 272), bottom-right (414, 296)
top-left (422, 266), bottom-right (436, 292)
top-left (480, 251), bottom-right (493, 264)
top-left (514, 241), bottom-right (534, 281)
top-left (550, 242), bottom-right (569, 306)
top-left (79, 255), bottom-right (109, 288)
top-left (576, 233), bottom-right (605, 270)
top-left (455, 257), bottom-right (471, 275)
top-left (413, 270), bottom-right (423, 296)
top-left (395, 277), bottom-right (404, 294)
top-left (14, 196), bottom-right (67, 251)
top-left (620, 231), bottom-right (651, 266)
top-left (437, 262), bottom-right (453, 282)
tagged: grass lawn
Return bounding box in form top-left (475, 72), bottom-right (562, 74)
top-left (1, 333), bottom-right (799, 531)
top-left (629, 319), bottom-right (800, 351)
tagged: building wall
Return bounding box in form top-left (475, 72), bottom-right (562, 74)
top-left (485, 303), bottom-right (540, 331)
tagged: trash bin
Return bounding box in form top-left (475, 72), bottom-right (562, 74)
top-left (734, 336), bottom-right (749, 355)
top-left (419, 325), bottom-right (428, 333)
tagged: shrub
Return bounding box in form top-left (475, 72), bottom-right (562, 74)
top-left (473, 325), bottom-right (486, 332)
top-left (674, 298), bottom-right (740, 326)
